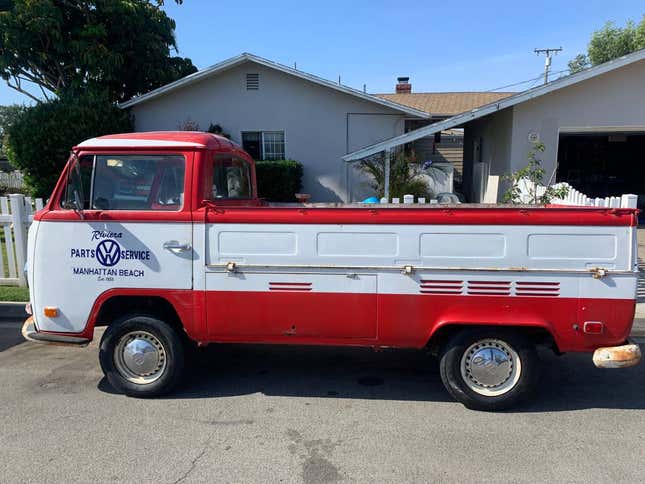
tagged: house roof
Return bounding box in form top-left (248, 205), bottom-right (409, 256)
top-left (119, 53), bottom-right (430, 118)
top-left (343, 47), bottom-right (645, 161)
top-left (75, 131), bottom-right (237, 150)
top-left (375, 92), bottom-right (515, 117)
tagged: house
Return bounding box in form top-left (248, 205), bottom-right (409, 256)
top-left (344, 48), bottom-right (645, 209)
top-left (377, 84), bottom-right (513, 193)
top-left (120, 53), bottom-right (505, 202)
top-left (120, 53), bottom-right (431, 202)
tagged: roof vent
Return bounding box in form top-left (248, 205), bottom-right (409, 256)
top-left (246, 73), bottom-right (259, 90)
top-left (396, 76), bottom-right (411, 94)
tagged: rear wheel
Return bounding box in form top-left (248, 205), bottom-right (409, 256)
top-left (99, 315), bottom-right (184, 397)
top-left (439, 328), bottom-right (539, 411)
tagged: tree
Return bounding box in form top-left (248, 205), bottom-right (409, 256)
top-left (0, 0), bottom-right (197, 103)
top-left (5, 94), bottom-right (133, 197)
top-left (568, 17), bottom-right (645, 73)
top-left (0, 104), bottom-right (26, 160)
top-left (567, 54), bottom-right (590, 74)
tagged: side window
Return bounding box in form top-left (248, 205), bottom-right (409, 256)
top-left (210, 156), bottom-right (252, 199)
top-left (62, 155), bottom-right (92, 210)
top-left (91, 154), bottom-right (185, 211)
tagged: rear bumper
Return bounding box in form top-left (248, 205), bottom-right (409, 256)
top-left (21, 317), bottom-right (90, 347)
top-left (592, 340), bottom-right (642, 368)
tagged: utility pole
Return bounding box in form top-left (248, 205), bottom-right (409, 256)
top-left (534, 47), bottom-right (562, 84)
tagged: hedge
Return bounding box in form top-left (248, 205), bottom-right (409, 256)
top-left (255, 159), bottom-right (303, 202)
top-left (5, 94), bottom-right (133, 198)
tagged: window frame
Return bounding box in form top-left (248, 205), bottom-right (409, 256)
top-left (61, 153), bottom-right (91, 211)
top-left (58, 152), bottom-right (188, 213)
top-left (241, 130), bottom-right (285, 160)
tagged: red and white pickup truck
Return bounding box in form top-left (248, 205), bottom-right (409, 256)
top-left (22, 132), bottom-right (641, 410)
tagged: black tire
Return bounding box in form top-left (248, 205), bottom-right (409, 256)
top-left (99, 314), bottom-right (184, 397)
top-left (439, 328), bottom-right (539, 411)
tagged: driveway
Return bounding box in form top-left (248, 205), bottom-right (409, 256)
top-left (0, 323), bottom-right (644, 483)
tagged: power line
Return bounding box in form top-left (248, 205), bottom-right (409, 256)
top-left (487, 68), bottom-right (571, 93)
top-left (488, 73), bottom-right (545, 92)
top-left (534, 47), bottom-right (563, 84)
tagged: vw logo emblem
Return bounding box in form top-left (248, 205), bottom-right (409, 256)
top-left (96, 239), bottom-right (121, 267)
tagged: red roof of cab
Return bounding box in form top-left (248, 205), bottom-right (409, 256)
top-left (74, 131), bottom-right (238, 151)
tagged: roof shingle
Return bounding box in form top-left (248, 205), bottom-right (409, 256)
top-left (376, 91), bottom-right (515, 116)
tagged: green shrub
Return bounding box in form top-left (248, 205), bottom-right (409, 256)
top-left (254, 159), bottom-right (304, 202)
top-left (5, 94), bottom-right (133, 198)
top-left (357, 151), bottom-right (432, 199)
top-left (0, 184), bottom-right (30, 196)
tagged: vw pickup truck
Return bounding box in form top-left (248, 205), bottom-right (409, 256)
top-left (22, 132), bottom-right (641, 411)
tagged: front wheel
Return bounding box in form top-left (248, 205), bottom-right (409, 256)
top-left (439, 329), bottom-right (539, 411)
top-left (99, 315), bottom-right (184, 397)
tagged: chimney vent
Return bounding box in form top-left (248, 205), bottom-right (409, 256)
top-left (396, 76), bottom-right (411, 94)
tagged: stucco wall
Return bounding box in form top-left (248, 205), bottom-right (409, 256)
top-left (510, 59), bottom-right (645, 177)
top-left (462, 59), bottom-right (645, 201)
top-left (129, 61), bottom-right (409, 202)
top-left (462, 108), bottom-right (513, 201)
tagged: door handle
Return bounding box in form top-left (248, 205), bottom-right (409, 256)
top-left (163, 241), bottom-right (191, 252)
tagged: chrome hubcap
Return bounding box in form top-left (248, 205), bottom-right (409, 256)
top-left (460, 339), bottom-right (521, 396)
top-left (114, 331), bottom-right (166, 384)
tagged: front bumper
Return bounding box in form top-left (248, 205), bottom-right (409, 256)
top-left (592, 340), bottom-right (642, 368)
top-left (22, 317), bottom-right (90, 347)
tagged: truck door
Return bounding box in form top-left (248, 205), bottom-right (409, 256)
top-left (33, 152), bottom-right (194, 335)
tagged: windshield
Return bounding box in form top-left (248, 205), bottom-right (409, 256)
top-left (61, 154), bottom-right (186, 211)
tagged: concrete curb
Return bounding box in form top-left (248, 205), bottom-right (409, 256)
top-left (0, 302), bottom-right (28, 321)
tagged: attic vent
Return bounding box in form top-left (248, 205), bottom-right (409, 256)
top-left (246, 73), bottom-right (259, 90)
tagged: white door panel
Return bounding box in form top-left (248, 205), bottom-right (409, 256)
top-left (33, 221), bottom-right (192, 333)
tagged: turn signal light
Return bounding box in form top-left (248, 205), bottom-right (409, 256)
top-left (583, 321), bottom-right (604, 334)
top-left (43, 307), bottom-right (59, 318)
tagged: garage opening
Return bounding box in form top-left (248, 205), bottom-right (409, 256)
top-left (557, 132), bottom-right (645, 212)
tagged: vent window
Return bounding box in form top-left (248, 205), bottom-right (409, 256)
top-left (246, 73), bottom-right (259, 90)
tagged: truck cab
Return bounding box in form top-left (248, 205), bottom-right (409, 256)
top-left (23, 131), bottom-right (641, 411)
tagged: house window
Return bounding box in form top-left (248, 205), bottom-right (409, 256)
top-left (246, 73), bottom-right (259, 90)
top-left (241, 131), bottom-right (285, 160)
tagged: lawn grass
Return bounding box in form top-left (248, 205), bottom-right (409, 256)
top-left (0, 285), bottom-right (29, 302)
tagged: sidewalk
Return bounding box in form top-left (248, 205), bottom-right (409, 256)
top-left (635, 227), bottom-right (645, 337)
top-left (632, 318), bottom-right (645, 338)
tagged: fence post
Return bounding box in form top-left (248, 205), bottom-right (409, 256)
top-left (621, 194), bottom-right (638, 208)
top-left (9, 194), bottom-right (27, 287)
top-left (0, 197), bottom-right (17, 280)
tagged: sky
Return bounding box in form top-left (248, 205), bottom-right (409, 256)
top-left (1, 0), bottom-right (644, 105)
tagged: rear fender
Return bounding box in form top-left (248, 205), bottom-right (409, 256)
top-left (426, 309), bottom-right (559, 351)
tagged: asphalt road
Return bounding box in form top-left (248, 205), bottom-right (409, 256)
top-left (1, 320), bottom-right (644, 483)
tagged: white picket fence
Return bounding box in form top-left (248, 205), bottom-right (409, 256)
top-left (0, 171), bottom-right (26, 189)
top-left (0, 194), bottom-right (44, 287)
top-left (517, 179), bottom-right (638, 208)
